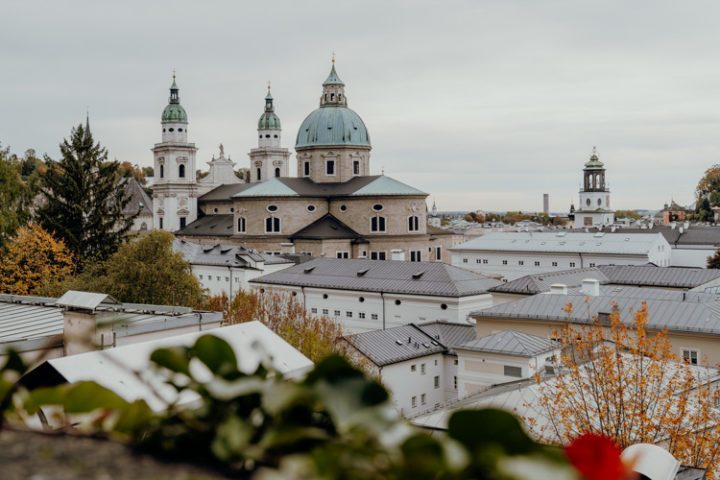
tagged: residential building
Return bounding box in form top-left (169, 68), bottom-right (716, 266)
top-left (451, 231), bottom-right (672, 281)
top-left (342, 322), bottom-right (475, 414)
top-left (0, 291), bottom-right (223, 362)
top-left (173, 239), bottom-right (294, 298)
top-left (249, 258), bottom-right (501, 333)
top-left (659, 200), bottom-right (688, 226)
top-left (470, 282), bottom-right (720, 366)
top-left (21, 321), bottom-right (313, 412)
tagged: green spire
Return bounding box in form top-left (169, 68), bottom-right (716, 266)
top-left (323, 55), bottom-right (344, 86)
top-left (161, 72), bottom-right (188, 123)
top-left (258, 84), bottom-right (281, 130)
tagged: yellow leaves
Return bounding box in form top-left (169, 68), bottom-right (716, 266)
top-left (0, 224), bottom-right (74, 295)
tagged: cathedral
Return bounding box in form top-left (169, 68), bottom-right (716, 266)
top-left (151, 61), bottom-right (457, 261)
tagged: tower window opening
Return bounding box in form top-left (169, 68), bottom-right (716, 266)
top-left (169, 128), bottom-right (174, 132)
top-left (330, 93), bottom-right (335, 101)
top-left (259, 134), bottom-right (262, 138)
top-left (179, 217), bottom-right (186, 229)
top-left (257, 168), bottom-right (261, 181)
top-left (273, 134), bottom-right (278, 138)
top-left (178, 128), bottom-right (183, 132)
top-left (303, 161), bottom-right (310, 176)
top-left (163, 128), bottom-right (166, 132)
top-left (275, 167), bottom-right (280, 177)
top-left (353, 160), bottom-right (360, 175)
top-left (326, 160), bottom-right (335, 176)
top-left (265, 134), bottom-right (270, 138)
top-left (178, 164), bottom-right (185, 178)
top-left (160, 165), bottom-right (164, 178)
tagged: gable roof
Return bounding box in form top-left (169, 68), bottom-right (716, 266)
top-left (344, 324), bottom-right (447, 366)
top-left (452, 231), bottom-right (667, 255)
top-left (455, 330), bottom-right (558, 357)
top-left (250, 258), bottom-right (501, 298)
top-left (290, 214), bottom-right (365, 241)
top-left (121, 177), bottom-right (153, 216)
top-left (491, 265), bottom-right (720, 295)
top-left (176, 214), bottom-right (234, 237)
top-left (230, 175), bottom-right (427, 199)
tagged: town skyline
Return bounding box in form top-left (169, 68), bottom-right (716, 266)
top-left (3, 0), bottom-right (720, 211)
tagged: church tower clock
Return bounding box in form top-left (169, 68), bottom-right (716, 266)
top-left (152, 74), bottom-right (198, 231)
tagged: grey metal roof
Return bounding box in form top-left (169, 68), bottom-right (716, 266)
top-left (0, 297), bottom-right (63, 343)
top-left (590, 225), bottom-right (720, 247)
top-left (491, 265), bottom-right (720, 295)
top-left (56, 291), bottom-right (119, 311)
top-left (176, 214), bottom-right (234, 237)
top-left (473, 286), bottom-right (720, 337)
top-left (199, 183), bottom-right (253, 202)
top-left (452, 231), bottom-right (666, 255)
top-left (343, 324), bottom-right (446, 366)
top-left (415, 321), bottom-right (476, 354)
top-left (250, 258), bottom-right (502, 298)
top-left (173, 239), bottom-right (292, 267)
top-left (290, 214), bottom-right (365, 241)
top-left (456, 330), bottom-right (558, 357)
top-left (121, 177), bottom-right (153, 216)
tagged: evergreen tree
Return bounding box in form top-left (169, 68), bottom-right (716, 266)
top-left (36, 120), bottom-right (134, 269)
top-left (0, 145), bottom-right (33, 247)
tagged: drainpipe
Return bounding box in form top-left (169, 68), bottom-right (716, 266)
top-left (228, 266), bottom-right (233, 303)
top-left (381, 291), bottom-right (386, 330)
top-left (579, 252), bottom-right (584, 268)
top-left (301, 286), bottom-right (306, 312)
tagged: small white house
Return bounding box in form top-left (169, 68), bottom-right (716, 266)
top-left (342, 322), bottom-right (475, 416)
top-left (454, 330), bottom-right (560, 398)
top-left (451, 231), bottom-right (672, 281)
top-left (173, 239), bottom-right (295, 299)
top-left (250, 258), bottom-right (501, 333)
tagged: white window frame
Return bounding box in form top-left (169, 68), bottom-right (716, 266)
top-left (237, 216), bottom-right (246, 233)
top-left (682, 348), bottom-right (699, 365)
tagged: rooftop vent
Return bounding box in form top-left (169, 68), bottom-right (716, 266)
top-left (581, 278), bottom-right (601, 297)
top-left (550, 284), bottom-right (568, 295)
top-left (303, 266), bottom-right (316, 274)
top-left (556, 232), bottom-right (567, 237)
top-left (594, 232), bottom-right (605, 238)
top-left (422, 343), bottom-right (431, 348)
top-left (395, 340), bottom-right (403, 346)
top-left (357, 268), bottom-right (370, 277)
top-left (220, 247), bottom-right (232, 254)
top-left (412, 271), bottom-right (425, 279)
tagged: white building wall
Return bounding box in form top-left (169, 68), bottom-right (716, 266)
top-left (671, 246), bottom-right (715, 268)
top-left (250, 284), bottom-right (492, 334)
top-left (381, 353), bottom-right (445, 415)
top-left (193, 262), bottom-right (293, 298)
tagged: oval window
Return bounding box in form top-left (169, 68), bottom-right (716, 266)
top-left (168, 128), bottom-right (175, 132)
top-left (307, 205), bottom-right (316, 212)
top-left (441, 304), bottom-right (448, 310)
top-left (586, 198), bottom-right (591, 207)
top-left (267, 205), bottom-right (278, 212)
top-left (372, 204), bottom-right (383, 212)
top-left (597, 198), bottom-right (602, 206)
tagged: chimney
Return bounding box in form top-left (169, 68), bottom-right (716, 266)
top-left (580, 278), bottom-right (601, 297)
top-left (550, 284), bottom-right (568, 295)
top-left (543, 193), bottom-right (549, 215)
top-left (670, 222), bottom-right (676, 230)
top-left (63, 309), bottom-right (98, 355)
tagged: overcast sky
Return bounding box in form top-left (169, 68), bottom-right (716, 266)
top-left (2, 0), bottom-right (719, 212)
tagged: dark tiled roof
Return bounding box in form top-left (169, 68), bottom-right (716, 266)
top-left (456, 330), bottom-right (558, 357)
top-left (490, 265), bottom-right (720, 295)
top-left (251, 258), bottom-right (501, 298)
top-left (121, 177), bottom-right (152, 216)
top-left (200, 183), bottom-right (253, 202)
top-left (290, 214), bottom-right (366, 241)
top-left (176, 214), bottom-right (234, 237)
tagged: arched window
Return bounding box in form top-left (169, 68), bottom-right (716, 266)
top-left (275, 167), bottom-right (280, 177)
top-left (237, 216), bottom-right (246, 233)
top-left (408, 215), bottom-right (419, 232)
top-left (303, 161), bottom-right (310, 177)
top-left (178, 164), bottom-right (185, 178)
top-left (370, 216), bottom-right (386, 233)
top-left (140, 222), bottom-right (148, 231)
top-left (265, 217), bottom-right (280, 233)
top-left (257, 168), bottom-right (261, 181)
top-left (159, 164), bottom-right (164, 178)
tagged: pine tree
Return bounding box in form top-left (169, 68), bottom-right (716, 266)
top-left (0, 145), bottom-right (33, 247)
top-left (36, 119), bottom-right (134, 269)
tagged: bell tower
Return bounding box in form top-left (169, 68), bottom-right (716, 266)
top-left (248, 84), bottom-right (290, 182)
top-left (152, 73), bottom-right (198, 232)
top-left (574, 147), bottom-right (614, 227)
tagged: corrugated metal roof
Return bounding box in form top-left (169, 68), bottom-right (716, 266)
top-left (350, 176), bottom-right (427, 196)
top-left (610, 226), bottom-right (720, 246)
top-left (0, 301), bottom-right (63, 343)
top-left (416, 321), bottom-right (476, 354)
top-left (22, 322), bottom-right (313, 411)
top-left (344, 324), bottom-right (446, 366)
top-left (452, 231), bottom-right (666, 255)
top-left (56, 291), bottom-right (119, 311)
top-left (251, 258), bottom-right (501, 298)
top-left (199, 183), bottom-right (253, 202)
top-left (173, 239), bottom-right (292, 267)
top-left (456, 330), bottom-right (558, 357)
top-left (474, 286), bottom-right (720, 336)
top-left (491, 265), bottom-right (720, 295)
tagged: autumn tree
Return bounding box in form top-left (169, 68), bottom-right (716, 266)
top-left (0, 224), bottom-right (74, 295)
top-left (204, 289), bottom-right (345, 363)
top-left (708, 249), bottom-right (720, 269)
top-left (118, 160), bottom-right (147, 185)
top-left (53, 230), bottom-right (205, 306)
top-left (36, 121), bottom-right (134, 269)
top-left (614, 209), bottom-right (641, 220)
top-left (533, 303), bottom-right (720, 476)
top-left (0, 145), bottom-right (34, 246)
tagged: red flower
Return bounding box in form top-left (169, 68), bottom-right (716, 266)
top-left (565, 433), bottom-right (629, 480)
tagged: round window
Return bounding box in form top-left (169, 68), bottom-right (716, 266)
top-left (441, 304), bottom-right (448, 310)
top-left (395, 299), bottom-right (401, 306)
top-left (292, 291), bottom-right (297, 297)
top-left (372, 204), bottom-right (383, 212)
top-left (178, 128), bottom-right (183, 132)
top-left (213, 208), bottom-right (218, 213)
top-left (359, 297), bottom-right (365, 303)
top-left (323, 294), bottom-right (329, 299)
top-left (267, 205), bottom-right (278, 212)
top-left (340, 205), bottom-right (347, 212)
top-left (307, 205), bottom-right (316, 212)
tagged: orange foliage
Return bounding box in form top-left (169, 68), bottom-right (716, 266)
top-left (0, 224), bottom-right (74, 295)
top-left (533, 303), bottom-right (720, 477)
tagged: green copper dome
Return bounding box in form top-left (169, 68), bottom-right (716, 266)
top-left (295, 106), bottom-right (370, 149)
top-left (162, 103), bottom-right (188, 123)
top-left (161, 75), bottom-right (188, 124)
